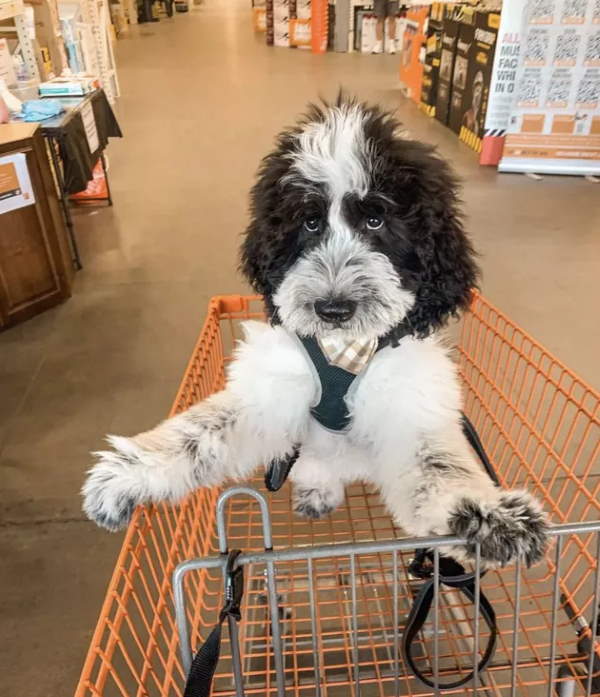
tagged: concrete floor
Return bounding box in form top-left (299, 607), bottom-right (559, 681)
top-left (0, 0), bottom-right (599, 694)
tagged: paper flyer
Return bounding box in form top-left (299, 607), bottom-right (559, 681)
top-left (0, 153), bottom-right (36, 216)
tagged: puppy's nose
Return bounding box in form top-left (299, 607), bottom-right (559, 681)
top-left (314, 298), bottom-right (357, 323)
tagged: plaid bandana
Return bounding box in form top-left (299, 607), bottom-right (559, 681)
top-left (317, 335), bottom-right (378, 375)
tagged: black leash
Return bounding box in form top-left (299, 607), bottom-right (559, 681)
top-left (183, 550), bottom-right (244, 697)
top-left (402, 550), bottom-right (498, 688)
top-left (401, 413), bottom-right (500, 688)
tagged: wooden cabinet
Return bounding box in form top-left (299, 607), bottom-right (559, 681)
top-left (0, 124), bottom-right (74, 330)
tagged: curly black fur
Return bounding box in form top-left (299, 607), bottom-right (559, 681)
top-left (240, 96), bottom-right (479, 336)
top-left (449, 493), bottom-right (549, 567)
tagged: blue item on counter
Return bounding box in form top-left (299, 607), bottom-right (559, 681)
top-left (22, 99), bottom-right (64, 121)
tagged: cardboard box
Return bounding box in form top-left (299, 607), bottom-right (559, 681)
top-left (290, 17), bottom-right (311, 47)
top-left (435, 8), bottom-right (460, 126)
top-left (448, 7), bottom-right (476, 134)
top-left (458, 10), bottom-right (499, 137)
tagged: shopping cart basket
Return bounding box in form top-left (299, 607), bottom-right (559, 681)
top-left (75, 292), bottom-right (600, 697)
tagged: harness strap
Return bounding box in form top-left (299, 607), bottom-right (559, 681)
top-left (299, 336), bottom-right (357, 432)
top-left (183, 550), bottom-right (244, 697)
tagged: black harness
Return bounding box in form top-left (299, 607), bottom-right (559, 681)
top-left (299, 335), bottom-right (371, 432)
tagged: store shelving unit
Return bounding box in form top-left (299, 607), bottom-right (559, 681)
top-left (0, 0), bottom-right (41, 82)
top-left (80, 0), bottom-right (120, 102)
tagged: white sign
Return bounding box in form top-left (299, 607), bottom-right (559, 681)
top-left (499, 0), bottom-right (600, 175)
top-left (81, 101), bottom-right (99, 155)
top-left (483, 0), bottom-right (524, 135)
top-left (0, 153), bottom-right (35, 215)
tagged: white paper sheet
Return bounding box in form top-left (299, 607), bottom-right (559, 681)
top-left (0, 153), bottom-right (35, 216)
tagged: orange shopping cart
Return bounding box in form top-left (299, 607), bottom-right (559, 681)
top-left (75, 292), bottom-right (600, 697)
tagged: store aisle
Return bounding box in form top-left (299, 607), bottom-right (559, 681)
top-left (0, 1), bottom-right (598, 695)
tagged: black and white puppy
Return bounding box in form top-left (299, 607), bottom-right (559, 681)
top-left (83, 98), bottom-right (548, 567)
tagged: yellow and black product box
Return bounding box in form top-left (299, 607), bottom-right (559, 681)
top-left (420, 2), bottom-right (443, 114)
top-left (434, 7), bottom-right (461, 127)
top-left (458, 10), bottom-right (500, 138)
top-left (448, 7), bottom-right (476, 135)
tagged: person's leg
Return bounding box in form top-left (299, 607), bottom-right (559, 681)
top-left (372, 0), bottom-right (385, 52)
top-left (386, 0), bottom-right (399, 53)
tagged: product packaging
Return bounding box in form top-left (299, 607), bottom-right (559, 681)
top-left (435, 5), bottom-right (460, 126)
top-left (448, 6), bottom-right (476, 134)
top-left (458, 10), bottom-right (499, 139)
top-left (398, 5), bottom-right (429, 104)
top-left (420, 2), bottom-right (444, 115)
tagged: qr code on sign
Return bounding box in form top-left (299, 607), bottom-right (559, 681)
top-left (554, 31), bottom-right (581, 63)
top-left (576, 77), bottom-right (600, 104)
top-left (525, 29), bottom-right (549, 63)
top-left (547, 77), bottom-right (571, 103)
top-left (518, 78), bottom-right (542, 105)
top-left (561, 0), bottom-right (587, 22)
top-left (530, 0), bottom-right (555, 21)
top-left (585, 31), bottom-right (600, 63)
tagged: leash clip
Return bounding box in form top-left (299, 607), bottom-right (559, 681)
top-left (219, 549), bottom-right (244, 622)
top-left (408, 549), bottom-right (434, 580)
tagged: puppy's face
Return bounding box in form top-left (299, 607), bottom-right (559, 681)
top-left (241, 100), bottom-right (478, 340)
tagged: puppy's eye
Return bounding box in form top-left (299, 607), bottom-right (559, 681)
top-left (303, 217), bottom-right (321, 233)
top-left (366, 216), bottom-right (384, 231)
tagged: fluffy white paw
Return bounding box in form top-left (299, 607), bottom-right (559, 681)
top-left (449, 490), bottom-right (549, 567)
top-left (82, 436), bottom-right (144, 531)
top-left (293, 485), bottom-right (343, 519)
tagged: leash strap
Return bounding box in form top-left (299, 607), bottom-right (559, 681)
top-left (402, 550), bottom-right (498, 689)
top-left (183, 550), bottom-right (244, 697)
top-left (265, 447), bottom-right (299, 492)
top-left (401, 414), bottom-right (500, 689)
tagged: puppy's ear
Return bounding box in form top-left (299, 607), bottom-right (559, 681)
top-left (240, 142), bottom-right (300, 316)
top-left (404, 149), bottom-right (479, 336)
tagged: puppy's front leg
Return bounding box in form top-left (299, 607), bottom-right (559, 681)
top-left (378, 432), bottom-right (549, 567)
top-left (82, 390), bottom-right (296, 531)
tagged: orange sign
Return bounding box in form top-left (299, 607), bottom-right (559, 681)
top-left (399, 6), bottom-right (429, 104)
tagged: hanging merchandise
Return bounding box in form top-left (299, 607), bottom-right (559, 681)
top-left (499, 0), bottom-right (600, 175)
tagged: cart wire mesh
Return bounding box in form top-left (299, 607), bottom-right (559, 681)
top-left (74, 293), bottom-right (600, 697)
